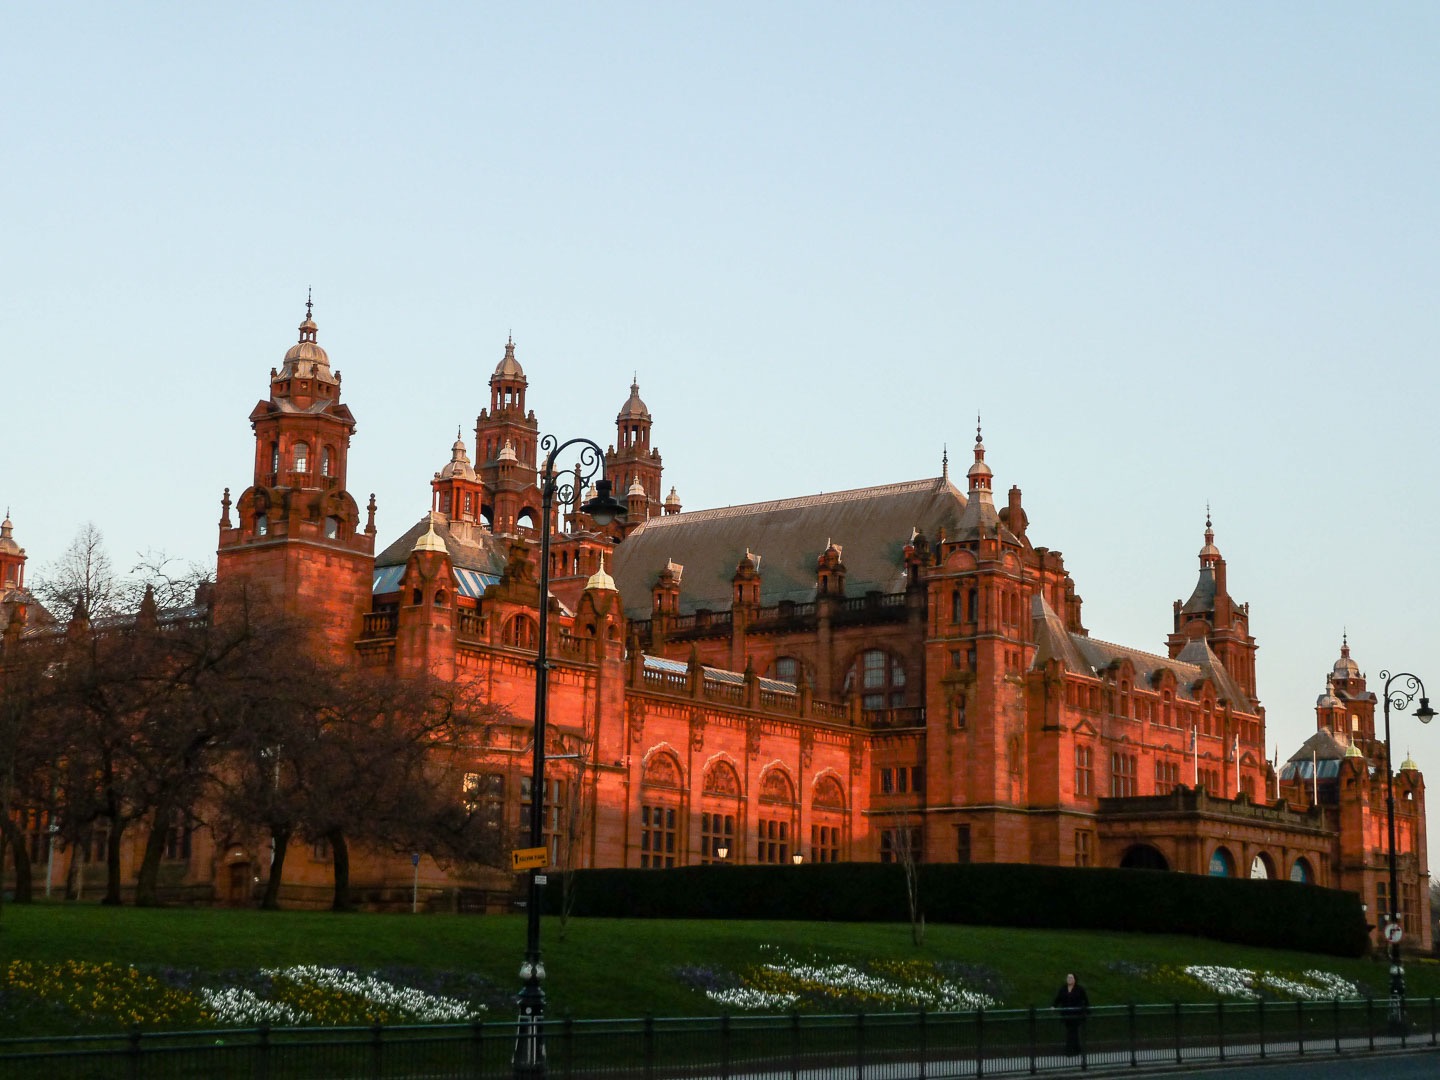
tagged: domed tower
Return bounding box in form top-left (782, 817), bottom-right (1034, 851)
top-left (606, 379), bottom-right (663, 527)
top-left (1320, 634), bottom-right (1378, 746)
top-left (474, 338), bottom-right (542, 537)
top-left (1168, 512), bottom-right (1258, 703)
top-left (0, 512), bottom-right (25, 594)
top-left (431, 430), bottom-right (486, 532)
top-left (217, 298), bottom-right (375, 649)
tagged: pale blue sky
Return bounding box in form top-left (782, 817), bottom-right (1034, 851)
top-left (4, 4), bottom-right (1439, 864)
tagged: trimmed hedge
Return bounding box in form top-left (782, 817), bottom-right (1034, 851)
top-left (544, 862), bottom-right (1371, 957)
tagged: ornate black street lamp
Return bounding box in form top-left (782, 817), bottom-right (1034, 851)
top-left (514, 435), bottom-right (625, 1079)
top-left (1378, 669), bottom-right (1434, 1030)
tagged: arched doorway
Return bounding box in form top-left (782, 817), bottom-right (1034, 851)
top-left (1208, 846), bottom-right (1236, 877)
top-left (1249, 853), bottom-right (1275, 879)
top-left (1289, 857), bottom-right (1313, 883)
top-left (1119, 844), bottom-right (1169, 871)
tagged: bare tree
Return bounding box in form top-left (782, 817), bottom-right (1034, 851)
top-left (885, 816), bottom-right (926, 946)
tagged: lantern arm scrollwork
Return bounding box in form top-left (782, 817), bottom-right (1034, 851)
top-left (1379, 670), bottom-right (1429, 717)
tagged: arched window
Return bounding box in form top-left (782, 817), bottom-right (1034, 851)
top-left (700, 760), bottom-right (741, 864)
top-left (846, 649), bottom-right (906, 710)
top-left (269, 442), bottom-right (279, 479)
top-left (293, 442), bottom-right (309, 474)
top-left (1249, 853), bottom-right (1273, 879)
top-left (770, 656), bottom-right (800, 684)
top-left (321, 446), bottom-right (333, 477)
top-left (255, 513), bottom-right (268, 537)
top-left (640, 752), bottom-right (684, 869)
top-left (434, 589), bottom-right (448, 606)
top-left (1289, 857), bottom-right (1313, 884)
top-left (810, 776), bottom-right (847, 862)
top-left (325, 516), bottom-right (339, 539)
top-left (757, 769), bottom-right (797, 864)
top-left (1208, 846), bottom-right (1235, 877)
top-left (504, 616), bottom-right (538, 649)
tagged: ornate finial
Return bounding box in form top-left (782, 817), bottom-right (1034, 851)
top-left (975, 414), bottom-right (983, 444)
top-left (1205, 501), bottom-right (1212, 529)
top-left (456, 425), bottom-right (462, 440)
top-left (508, 330), bottom-right (513, 345)
top-left (942, 444), bottom-right (949, 481)
top-left (306, 287), bottom-right (313, 320)
top-left (1341, 628), bottom-right (1349, 657)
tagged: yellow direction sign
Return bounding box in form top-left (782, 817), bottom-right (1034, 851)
top-left (511, 846), bottom-right (549, 871)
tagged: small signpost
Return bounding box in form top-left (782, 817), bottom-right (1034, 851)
top-left (511, 846), bottom-right (549, 872)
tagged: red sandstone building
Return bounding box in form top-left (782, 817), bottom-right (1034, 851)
top-left (3, 307), bottom-right (1430, 948)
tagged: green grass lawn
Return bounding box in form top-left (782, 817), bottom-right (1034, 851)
top-left (1, 901), bottom-right (1437, 1036)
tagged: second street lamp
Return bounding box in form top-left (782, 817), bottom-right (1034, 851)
top-left (514, 434), bottom-right (625, 1080)
top-left (1378, 668), bottom-right (1434, 1032)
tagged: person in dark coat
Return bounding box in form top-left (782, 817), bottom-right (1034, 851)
top-left (1053, 972), bottom-right (1090, 1056)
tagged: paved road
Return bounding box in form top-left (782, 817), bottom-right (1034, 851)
top-left (1107, 1047), bottom-right (1439, 1078)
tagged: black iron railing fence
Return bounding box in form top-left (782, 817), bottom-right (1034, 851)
top-left (2, 997), bottom-right (1438, 1079)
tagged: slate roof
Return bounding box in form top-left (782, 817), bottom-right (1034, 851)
top-left (1030, 595), bottom-right (1256, 710)
top-left (374, 512), bottom-right (509, 576)
top-left (1280, 728), bottom-right (1350, 780)
top-left (611, 476), bottom-right (967, 619)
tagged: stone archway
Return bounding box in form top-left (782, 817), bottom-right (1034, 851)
top-left (1119, 843), bottom-right (1169, 871)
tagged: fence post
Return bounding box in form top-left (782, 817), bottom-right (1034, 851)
top-left (643, 1014), bottom-right (655, 1080)
top-left (1432, 997), bottom-right (1437, 1048)
top-left (563, 1014), bottom-right (574, 1080)
top-left (1257, 998), bottom-right (1265, 1059)
top-left (127, 1027), bottom-right (142, 1080)
top-left (1295, 999), bottom-right (1304, 1056)
top-left (1028, 1005), bottom-right (1037, 1075)
top-left (1217, 999), bottom-right (1225, 1062)
top-left (720, 1014), bottom-right (730, 1080)
top-left (1173, 1002), bottom-right (1182, 1065)
top-left (1357, 997), bottom-right (1363, 1053)
top-left (791, 1010), bottom-right (801, 1080)
top-left (370, 1022), bottom-right (383, 1079)
top-left (1128, 1003), bottom-right (1137, 1068)
top-left (256, 1023), bottom-right (270, 1080)
top-left (856, 1011), bottom-right (865, 1080)
top-left (975, 1007), bottom-right (985, 1080)
top-left (471, 1020), bottom-right (485, 1078)
top-left (918, 1008), bottom-right (928, 1080)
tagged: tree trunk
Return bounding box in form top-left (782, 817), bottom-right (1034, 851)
top-left (102, 813), bottom-right (124, 906)
top-left (0, 815), bottom-right (31, 903)
top-left (262, 825), bottom-right (292, 910)
top-left (328, 829), bottom-right (352, 912)
top-left (65, 846), bottom-right (81, 901)
top-left (133, 805), bottom-right (172, 907)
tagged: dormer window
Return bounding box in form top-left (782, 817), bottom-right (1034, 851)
top-left (325, 516), bottom-right (339, 539)
top-left (256, 514), bottom-right (268, 537)
top-left (293, 443), bottom-right (309, 473)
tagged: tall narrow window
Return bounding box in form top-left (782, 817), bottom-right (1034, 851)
top-left (640, 805), bottom-right (678, 868)
top-left (293, 442), bottom-right (309, 474)
top-left (1075, 745), bottom-right (1093, 796)
top-left (321, 446), bottom-right (333, 477)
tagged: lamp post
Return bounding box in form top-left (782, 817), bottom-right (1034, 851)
top-left (514, 435), bottom-right (624, 1080)
top-left (1378, 669), bottom-right (1434, 1031)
